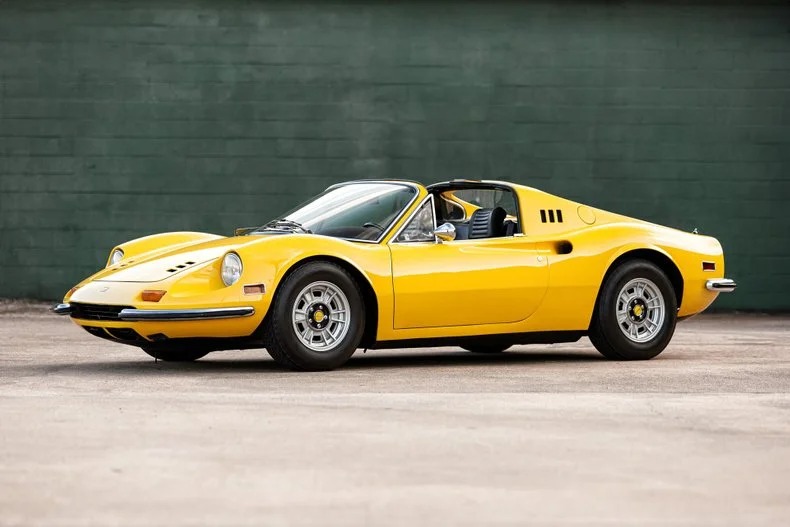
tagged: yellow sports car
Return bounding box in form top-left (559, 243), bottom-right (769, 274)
top-left (54, 179), bottom-right (736, 370)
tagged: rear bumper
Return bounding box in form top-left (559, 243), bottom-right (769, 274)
top-left (53, 303), bottom-right (255, 321)
top-left (706, 279), bottom-right (737, 293)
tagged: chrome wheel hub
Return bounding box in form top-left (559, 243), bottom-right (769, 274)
top-left (616, 278), bottom-right (665, 343)
top-left (292, 281), bottom-right (350, 352)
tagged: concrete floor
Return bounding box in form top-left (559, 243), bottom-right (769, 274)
top-left (1, 311), bottom-right (789, 526)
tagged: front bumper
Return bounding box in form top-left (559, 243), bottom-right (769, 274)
top-left (53, 303), bottom-right (255, 321)
top-left (706, 278), bottom-right (737, 293)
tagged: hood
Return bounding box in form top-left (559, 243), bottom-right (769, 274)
top-left (93, 234), bottom-right (277, 283)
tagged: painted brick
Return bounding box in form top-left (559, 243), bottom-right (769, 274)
top-left (1, 0), bottom-right (789, 309)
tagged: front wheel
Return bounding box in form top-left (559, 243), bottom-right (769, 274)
top-left (589, 259), bottom-right (677, 361)
top-left (263, 261), bottom-right (365, 371)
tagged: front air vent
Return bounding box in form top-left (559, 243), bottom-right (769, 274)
top-left (540, 209), bottom-right (564, 223)
top-left (70, 303), bottom-right (132, 321)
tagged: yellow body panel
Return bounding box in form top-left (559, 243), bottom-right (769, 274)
top-left (62, 180), bottom-right (728, 347)
top-left (388, 238), bottom-right (548, 329)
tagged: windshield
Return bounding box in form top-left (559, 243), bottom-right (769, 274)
top-left (259, 183), bottom-right (418, 241)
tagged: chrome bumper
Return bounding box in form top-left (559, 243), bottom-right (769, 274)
top-left (53, 303), bottom-right (71, 315)
top-left (706, 279), bottom-right (737, 293)
top-left (52, 303), bottom-right (255, 321)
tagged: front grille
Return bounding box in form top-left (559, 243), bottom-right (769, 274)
top-left (70, 303), bottom-right (132, 321)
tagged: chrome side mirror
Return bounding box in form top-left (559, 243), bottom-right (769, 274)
top-left (434, 222), bottom-right (456, 243)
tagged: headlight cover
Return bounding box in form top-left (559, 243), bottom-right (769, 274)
top-left (221, 252), bottom-right (243, 286)
top-left (109, 249), bottom-right (124, 267)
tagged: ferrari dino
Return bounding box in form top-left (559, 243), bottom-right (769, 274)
top-left (54, 179), bottom-right (736, 370)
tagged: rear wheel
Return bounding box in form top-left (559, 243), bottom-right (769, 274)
top-left (263, 261), bottom-right (365, 371)
top-left (141, 347), bottom-right (210, 362)
top-left (589, 259), bottom-right (677, 360)
top-left (462, 344), bottom-right (511, 354)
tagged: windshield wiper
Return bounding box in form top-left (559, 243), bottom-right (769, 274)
top-left (259, 219), bottom-right (312, 234)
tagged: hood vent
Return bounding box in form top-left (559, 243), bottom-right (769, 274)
top-left (166, 261), bottom-right (197, 273)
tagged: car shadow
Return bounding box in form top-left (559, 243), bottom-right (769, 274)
top-left (344, 349), bottom-right (604, 370)
top-left (24, 348), bottom-right (605, 377)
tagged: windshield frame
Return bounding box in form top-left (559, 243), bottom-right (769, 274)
top-left (263, 180), bottom-right (423, 244)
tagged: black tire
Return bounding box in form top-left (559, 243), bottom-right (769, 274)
top-left (462, 344), bottom-right (512, 354)
top-left (263, 261), bottom-right (365, 371)
top-left (141, 347), bottom-right (210, 362)
top-left (589, 259), bottom-right (677, 361)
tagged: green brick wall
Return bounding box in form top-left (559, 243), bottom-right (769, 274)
top-left (1, 1), bottom-right (789, 309)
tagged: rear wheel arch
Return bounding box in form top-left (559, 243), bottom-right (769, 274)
top-left (267, 255), bottom-right (379, 348)
top-left (596, 249), bottom-right (684, 319)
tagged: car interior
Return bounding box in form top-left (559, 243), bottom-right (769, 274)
top-left (432, 186), bottom-right (520, 240)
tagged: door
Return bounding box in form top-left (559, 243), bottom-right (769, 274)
top-left (388, 196), bottom-right (548, 330)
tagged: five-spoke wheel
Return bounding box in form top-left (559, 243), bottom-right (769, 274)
top-left (291, 281), bottom-right (351, 352)
top-left (589, 259), bottom-right (677, 360)
top-left (615, 278), bottom-right (666, 344)
top-left (264, 261), bottom-right (365, 371)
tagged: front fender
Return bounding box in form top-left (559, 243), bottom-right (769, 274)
top-left (233, 235), bottom-right (393, 333)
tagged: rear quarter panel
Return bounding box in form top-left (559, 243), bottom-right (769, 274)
top-left (523, 223), bottom-right (724, 331)
top-left (512, 186), bottom-right (725, 330)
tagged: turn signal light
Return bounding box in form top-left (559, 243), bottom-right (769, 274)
top-left (702, 262), bottom-right (716, 272)
top-left (243, 284), bottom-right (265, 295)
top-left (141, 290), bottom-right (167, 302)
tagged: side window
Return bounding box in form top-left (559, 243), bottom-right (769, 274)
top-left (395, 199), bottom-right (435, 243)
top-left (454, 189), bottom-right (518, 218)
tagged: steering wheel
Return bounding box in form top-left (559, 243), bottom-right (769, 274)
top-left (363, 222), bottom-right (384, 232)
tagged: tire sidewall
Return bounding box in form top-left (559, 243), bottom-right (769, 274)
top-left (597, 261), bottom-right (678, 360)
top-left (272, 262), bottom-right (365, 370)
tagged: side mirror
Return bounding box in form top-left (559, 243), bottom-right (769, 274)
top-left (434, 222), bottom-right (456, 243)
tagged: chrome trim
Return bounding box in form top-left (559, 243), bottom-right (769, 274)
top-left (118, 307), bottom-right (255, 321)
top-left (706, 279), bottom-right (737, 293)
top-left (434, 222), bottom-right (457, 242)
top-left (324, 179), bottom-right (422, 193)
top-left (388, 194), bottom-right (438, 245)
top-left (53, 303), bottom-right (71, 315)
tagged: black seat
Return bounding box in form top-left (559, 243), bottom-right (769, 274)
top-left (468, 207), bottom-right (507, 239)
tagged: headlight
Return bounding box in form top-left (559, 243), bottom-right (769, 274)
top-left (109, 249), bottom-right (124, 267)
top-left (221, 253), bottom-right (243, 286)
